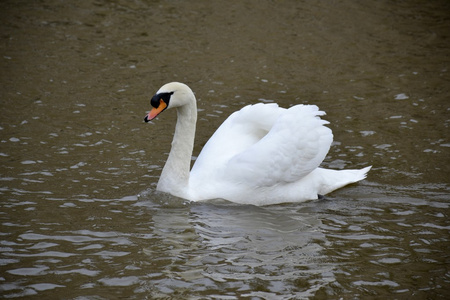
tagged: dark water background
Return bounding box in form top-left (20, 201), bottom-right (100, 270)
top-left (1, 0), bottom-right (449, 299)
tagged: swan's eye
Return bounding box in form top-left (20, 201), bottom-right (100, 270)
top-left (151, 92), bottom-right (174, 108)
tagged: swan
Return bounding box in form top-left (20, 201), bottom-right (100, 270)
top-left (144, 82), bottom-right (371, 206)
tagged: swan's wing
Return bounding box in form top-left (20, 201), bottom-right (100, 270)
top-left (226, 104), bottom-right (333, 186)
top-left (190, 103), bottom-right (284, 181)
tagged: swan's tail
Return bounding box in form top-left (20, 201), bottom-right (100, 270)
top-left (316, 166), bottom-right (372, 195)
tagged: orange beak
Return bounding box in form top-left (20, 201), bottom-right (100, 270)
top-left (145, 99), bottom-right (167, 122)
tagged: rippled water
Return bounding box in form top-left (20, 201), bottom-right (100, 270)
top-left (1, 0), bottom-right (449, 299)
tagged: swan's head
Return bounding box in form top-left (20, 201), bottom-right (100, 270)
top-left (144, 82), bottom-right (194, 122)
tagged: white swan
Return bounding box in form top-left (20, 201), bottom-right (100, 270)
top-left (144, 82), bottom-right (371, 206)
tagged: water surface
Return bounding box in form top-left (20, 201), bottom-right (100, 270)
top-left (1, 0), bottom-right (449, 298)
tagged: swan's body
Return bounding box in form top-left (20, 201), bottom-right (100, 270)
top-left (144, 82), bottom-right (371, 206)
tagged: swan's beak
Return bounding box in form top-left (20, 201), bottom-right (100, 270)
top-left (144, 99), bottom-right (167, 122)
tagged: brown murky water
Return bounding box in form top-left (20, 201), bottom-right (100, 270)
top-left (1, 0), bottom-right (449, 298)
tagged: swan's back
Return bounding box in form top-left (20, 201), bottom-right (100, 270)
top-left (191, 103), bottom-right (284, 176)
top-left (189, 103), bottom-right (335, 201)
top-left (227, 104), bottom-right (332, 186)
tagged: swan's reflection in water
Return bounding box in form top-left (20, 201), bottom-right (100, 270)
top-left (138, 190), bottom-right (336, 297)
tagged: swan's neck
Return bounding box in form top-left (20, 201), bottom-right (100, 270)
top-left (157, 100), bottom-right (197, 198)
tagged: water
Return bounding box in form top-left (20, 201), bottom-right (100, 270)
top-left (1, 0), bottom-right (449, 298)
